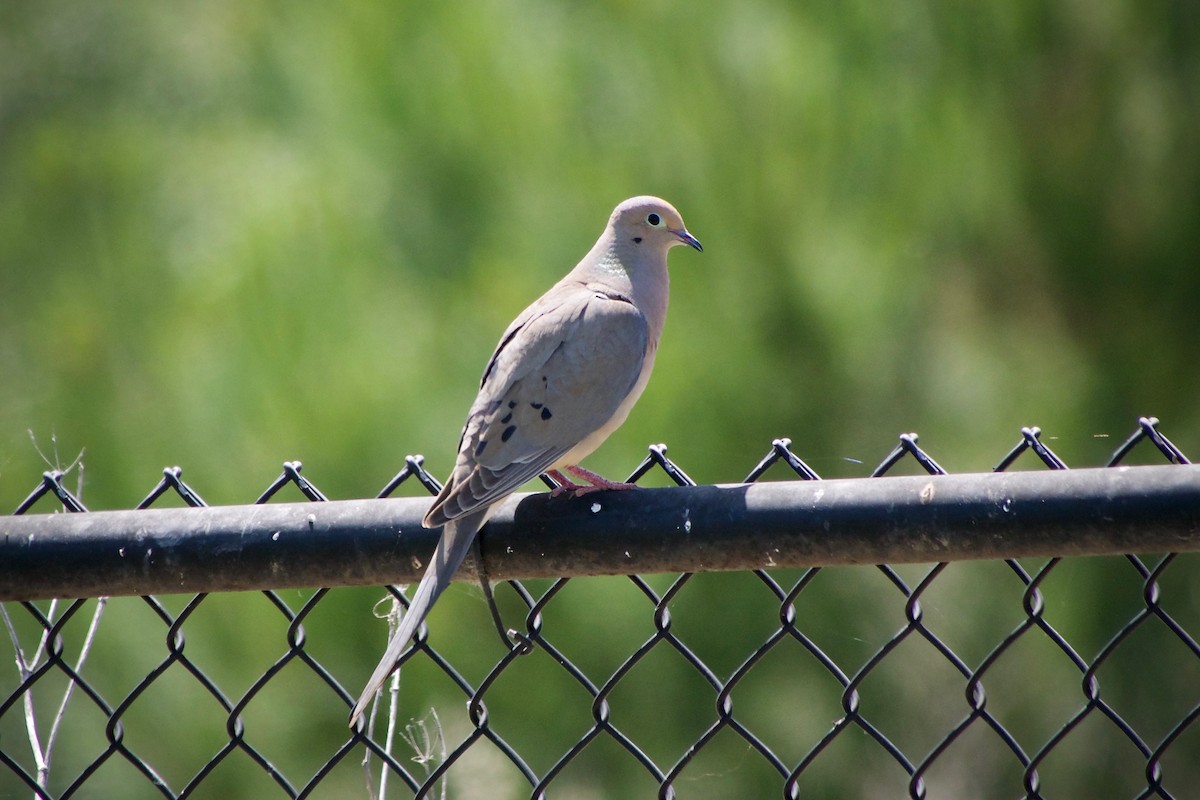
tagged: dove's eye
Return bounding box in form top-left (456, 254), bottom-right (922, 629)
top-left (647, 213), bottom-right (662, 226)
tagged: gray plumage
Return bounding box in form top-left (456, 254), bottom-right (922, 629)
top-left (350, 196), bottom-right (701, 727)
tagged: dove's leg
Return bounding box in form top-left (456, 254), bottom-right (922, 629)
top-left (565, 464), bottom-right (638, 490)
top-left (547, 469), bottom-right (587, 496)
top-left (547, 465), bottom-right (639, 497)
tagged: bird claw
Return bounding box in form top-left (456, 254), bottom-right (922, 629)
top-left (567, 481), bottom-right (638, 496)
top-left (548, 468), bottom-right (638, 497)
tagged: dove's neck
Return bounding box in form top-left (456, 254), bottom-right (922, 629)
top-left (578, 238), bottom-right (671, 339)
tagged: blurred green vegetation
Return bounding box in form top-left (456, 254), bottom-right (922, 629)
top-left (2, 1), bottom-right (1198, 797)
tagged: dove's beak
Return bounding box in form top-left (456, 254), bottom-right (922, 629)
top-left (672, 228), bottom-right (703, 252)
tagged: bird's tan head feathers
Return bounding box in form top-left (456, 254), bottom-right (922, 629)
top-left (609, 196), bottom-right (703, 253)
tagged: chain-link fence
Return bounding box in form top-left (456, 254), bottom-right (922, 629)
top-left (2, 417), bottom-right (1198, 799)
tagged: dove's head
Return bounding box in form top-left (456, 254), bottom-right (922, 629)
top-left (611, 196), bottom-right (703, 254)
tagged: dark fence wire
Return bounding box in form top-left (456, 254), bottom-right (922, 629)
top-left (1, 416), bottom-right (1198, 799)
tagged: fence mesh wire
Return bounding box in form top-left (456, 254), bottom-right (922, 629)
top-left (2, 416), bottom-right (1198, 799)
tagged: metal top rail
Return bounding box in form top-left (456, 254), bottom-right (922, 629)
top-left (4, 463), bottom-right (1198, 601)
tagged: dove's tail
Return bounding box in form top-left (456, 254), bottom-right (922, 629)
top-left (349, 507), bottom-right (491, 728)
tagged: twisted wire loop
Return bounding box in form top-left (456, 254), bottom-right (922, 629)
top-left (2, 418), bottom-right (1197, 798)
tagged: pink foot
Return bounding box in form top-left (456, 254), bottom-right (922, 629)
top-left (547, 465), bottom-right (639, 497)
top-left (547, 469), bottom-right (588, 497)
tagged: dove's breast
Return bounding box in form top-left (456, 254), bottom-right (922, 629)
top-left (554, 332), bottom-right (658, 469)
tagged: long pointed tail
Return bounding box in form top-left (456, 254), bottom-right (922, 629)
top-left (349, 507), bottom-right (491, 728)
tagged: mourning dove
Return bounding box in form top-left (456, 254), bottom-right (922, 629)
top-left (349, 196), bottom-right (701, 727)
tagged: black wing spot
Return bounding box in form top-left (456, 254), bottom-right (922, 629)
top-left (475, 439), bottom-right (488, 457)
top-left (541, 407), bottom-right (553, 421)
top-left (500, 412), bottom-right (512, 424)
top-left (508, 400), bottom-right (518, 409)
top-left (501, 425), bottom-right (517, 443)
top-left (530, 402), bottom-right (543, 409)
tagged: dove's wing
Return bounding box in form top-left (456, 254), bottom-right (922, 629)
top-left (425, 282), bottom-right (649, 526)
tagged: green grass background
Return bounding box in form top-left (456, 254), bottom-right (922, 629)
top-left (2, 1), bottom-right (1198, 797)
